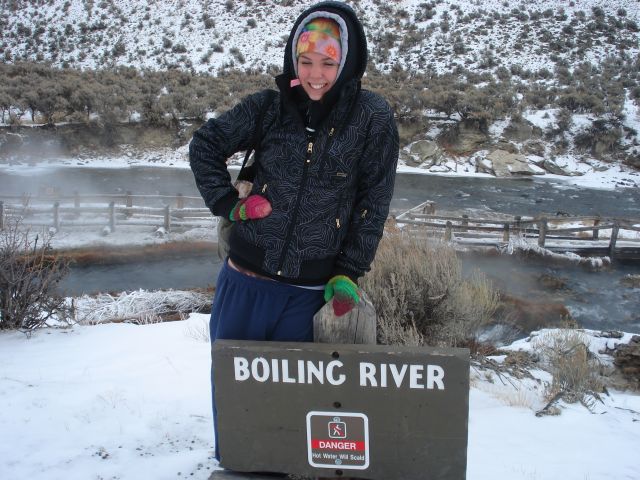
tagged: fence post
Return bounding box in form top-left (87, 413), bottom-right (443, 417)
top-left (53, 202), bottom-right (60, 230)
top-left (538, 217), bottom-right (547, 247)
top-left (176, 193), bottom-right (184, 209)
top-left (125, 191), bottom-right (133, 218)
top-left (593, 216), bottom-right (600, 240)
top-left (461, 215), bottom-right (468, 232)
top-left (503, 223), bottom-right (510, 242)
top-left (164, 205), bottom-right (171, 232)
top-left (109, 202), bottom-right (116, 232)
top-left (445, 221), bottom-right (452, 241)
top-left (423, 202), bottom-right (436, 215)
top-left (608, 223), bottom-right (619, 259)
top-left (0, 201), bottom-right (4, 230)
top-left (514, 215), bottom-right (521, 233)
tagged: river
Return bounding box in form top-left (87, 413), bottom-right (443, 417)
top-left (2, 167), bottom-right (639, 332)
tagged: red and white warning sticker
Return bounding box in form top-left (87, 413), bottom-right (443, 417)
top-left (306, 411), bottom-right (369, 469)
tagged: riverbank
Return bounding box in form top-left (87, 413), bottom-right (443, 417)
top-left (1, 141), bottom-right (639, 191)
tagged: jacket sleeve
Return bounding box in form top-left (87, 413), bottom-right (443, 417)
top-left (333, 97), bottom-right (399, 282)
top-left (189, 90), bottom-right (268, 217)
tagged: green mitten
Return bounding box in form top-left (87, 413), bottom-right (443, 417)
top-left (324, 275), bottom-right (360, 317)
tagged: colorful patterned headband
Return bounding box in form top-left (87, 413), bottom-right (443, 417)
top-left (295, 17), bottom-right (342, 64)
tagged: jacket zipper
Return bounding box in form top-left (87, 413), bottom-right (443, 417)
top-left (276, 138), bottom-right (315, 276)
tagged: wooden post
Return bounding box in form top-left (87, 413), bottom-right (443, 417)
top-left (609, 223), bottom-right (619, 259)
top-left (514, 215), bottom-right (521, 233)
top-left (593, 217), bottom-right (600, 240)
top-left (445, 220), bottom-right (453, 241)
top-left (461, 214), bottom-right (469, 232)
top-left (313, 291), bottom-right (376, 345)
top-left (164, 205), bottom-right (171, 232)
top-left (422, 201), bottom-right (436, 215)
top-left (503, 223), bottom-right (510, 242)
top-left (109, 201), bottom-right (116, 232)
top-left (538, 218), bottom-right (547, 247)
top-left (53, 201), bottom-right (60, 230)
top-left (0, 201), bottom-right (4, 230)
top-left (176, 193), bottom-right (184, 209)
top-left (125, 191), bottom-right (133, 218)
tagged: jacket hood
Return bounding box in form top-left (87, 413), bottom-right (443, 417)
top-left (282, 1), bottom-right (368, 84)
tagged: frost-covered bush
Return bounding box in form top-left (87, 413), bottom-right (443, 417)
top-left (0, 220), bottom-right (69, 331)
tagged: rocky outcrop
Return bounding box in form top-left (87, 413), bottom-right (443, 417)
top-left (503, 118), bottom-right (542, 142)
top-left (407, 140), bottom-right (443, 167)
top-left (443, 121), bottom-right (489, 154)
top-left (480, 149), bottom-right (540, 177)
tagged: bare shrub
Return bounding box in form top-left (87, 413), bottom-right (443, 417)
top-left (535, 330), bottom-right (603, 411)
top-left (0, 220), bottom-right (69, 331)
top-left (361, 231), bottom-right (498, 349)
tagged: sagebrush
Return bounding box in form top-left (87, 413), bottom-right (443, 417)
top-left (361, 230), bottom-right (498, 349)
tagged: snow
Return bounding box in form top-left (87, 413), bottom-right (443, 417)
top-left (0, 320), bottom-right (638, 480)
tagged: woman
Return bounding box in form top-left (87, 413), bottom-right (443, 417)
top-left (190, 0), bottom-right (398, 464)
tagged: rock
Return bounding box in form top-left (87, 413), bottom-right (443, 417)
top-left (537, 273), bottom-right (568, 291)
top-left (486, 149), bottom-right (539, 177)
top-left (408, 140), bottom-right (443, 167)
top-left (523, 141), bottom-right (546, 157)
top-left (623, 152), bottom-right (640, 169)
top-left (503, 118), bottom-right (542, 142)
top-left (613, 335), bottom-right (640, 388)
top-left (620, 274), bottom-right (640, 289)
top-left (541, 159), bottom-right (571, 176)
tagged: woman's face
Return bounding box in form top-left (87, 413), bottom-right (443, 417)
top-left (297, 52), bottom-right (339, 101)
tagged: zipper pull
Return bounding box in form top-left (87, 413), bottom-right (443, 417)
top-left (336, 218), bottom-right (341, 229)
top-left (307, 142), bottom-right (313, 154)
top-left (262, 184), bottom-right (267, 194)
top-left (329, 127), bottom-right (335, 136)
top-left (361, 209), bottom-right (368, 219)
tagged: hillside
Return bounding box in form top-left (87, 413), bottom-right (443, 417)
top-left (1, 0), bottom-right (639, 181)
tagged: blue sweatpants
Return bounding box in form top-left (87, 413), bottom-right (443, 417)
top-left (209, 259), bottom-right (325, 460)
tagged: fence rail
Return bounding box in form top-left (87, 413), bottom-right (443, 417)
top-left (395, 201), bottom-right (640, 260)
top-left (0, 192), bottom-right (214, 233)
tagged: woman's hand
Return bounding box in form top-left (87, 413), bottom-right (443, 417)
top-left (324, 275), bottom-right (360, 317)
top-left (229, 195), bottom-right (272, 221)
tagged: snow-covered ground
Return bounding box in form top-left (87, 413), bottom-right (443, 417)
top-left (0, 319), bottom-right (638, 480)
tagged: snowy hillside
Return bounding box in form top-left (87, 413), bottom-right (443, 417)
top-left (2, 0), bottom-right (640, 182)
top-left (1, 0), bottom-right (638, 75)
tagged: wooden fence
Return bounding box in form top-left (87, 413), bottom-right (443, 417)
top-left (0, 193), bottom-right (213, 233)
top-left (395, 201), bottom-right (640, 260)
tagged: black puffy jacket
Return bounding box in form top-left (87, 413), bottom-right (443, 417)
top-left (189, 1), bottom-right (398, 286)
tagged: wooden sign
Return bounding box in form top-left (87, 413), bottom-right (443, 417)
top-left (213, 340), bottom-right (470, 479)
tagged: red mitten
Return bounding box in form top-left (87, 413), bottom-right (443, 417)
top-left (229, 195), bottom-right (272, 221)
top-left (324, 275), bottom-right (360, 317)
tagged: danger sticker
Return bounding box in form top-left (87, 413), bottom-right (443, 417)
top-left (306, 411), bottom-right (369, 469)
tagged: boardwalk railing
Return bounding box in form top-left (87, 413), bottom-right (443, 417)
top-left (0, 193), bottom-right (214, 233)
top-left (395, 201), bottom-right (640, 260)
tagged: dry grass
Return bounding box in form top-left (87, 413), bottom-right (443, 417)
top-left (361, 231), bottom-right (498, 349)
